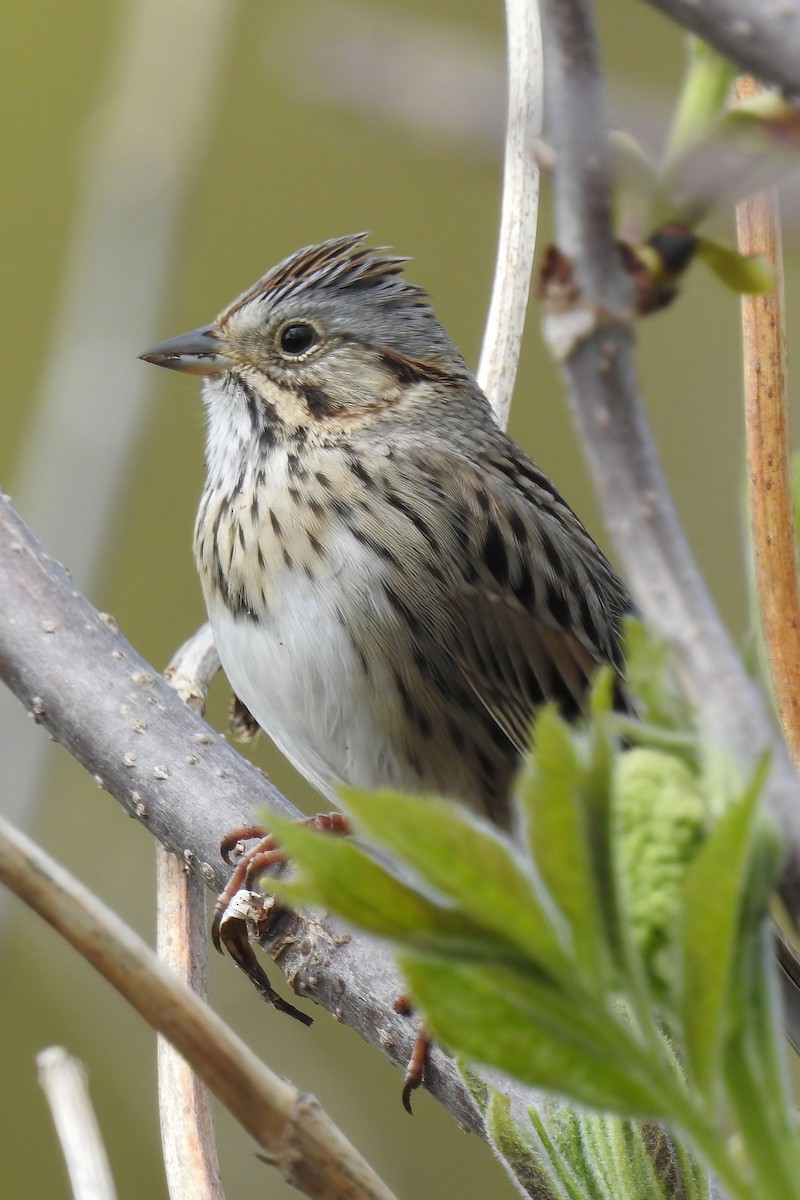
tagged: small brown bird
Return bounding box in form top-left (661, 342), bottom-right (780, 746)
top-left (142, 234), bottom-right (632, 834)
top-left (141, 234), bottom-right (634, 1103)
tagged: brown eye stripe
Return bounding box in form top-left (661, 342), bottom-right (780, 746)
top-left (300, 383), bottom-right (340, 419)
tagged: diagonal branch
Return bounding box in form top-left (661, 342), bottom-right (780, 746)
top-left (537, 0), bottom-right (800, 902)
top-left (0, 490), bottom-right (496, 1138)
top-left (640, 0), bottom-right (800, 102)
top-left (2, 816), bottom-right (397, 1200)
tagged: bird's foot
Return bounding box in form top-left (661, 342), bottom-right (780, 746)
top-left (214, 813), bottom-right (431, 1108)
top-left (214, 887), bottom-right (313, 1025)
top-left (394, 992), bottom-right (430, 1114)
top-left (211, 812), bottom-right (350, 1027)
top-left (212, 812), bottom-right (351, 951)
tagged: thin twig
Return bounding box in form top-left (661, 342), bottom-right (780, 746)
top-left (640, 0), bottom-right (800, 103)
top-left (37, 1047), bottom-right (118, 1200)
top-left (735, 75), bottom-right (800, 776)
top-left (159, 630), bottom-right (226, 1198)
top-left (477, 0), bottom-right (542, 427)
top-left (2, 816), bottom-right (398, 1200)
top-left (164, 625), bottom-right (220, 714)
top-left (157, 846), bottom-right (226, 1200)
top-left (537, 0), bottom-right (800, 901)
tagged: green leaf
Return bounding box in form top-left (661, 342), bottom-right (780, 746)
top-left (266, 814), bottom-right (502, 961)
top-left (623, 619), bottom-right (692, 733)
top-left (529, 1104), bottom-right (708, 1200)
top-left (400, 954), bottom-right (667, 1118)
top-left (520, 707), bottom-right (613, 985)
top-left (723, 1031), bottom-right (800, 1200)
top-left (695, 239), bottom-right (773, 294)
top-left (457, 1059), bottom-right (491, 1117)
top-left (582, 686), bottom-right (624, 956)
top-left (663, 37), bottom-right (737, 170)
top-left (725, 816), bottom-right (789, 1132)
top-left (485, 1092), bottom-right (561, 1200)
top-left (678, 763), bottom-right (765, 1099)
top-left (339, 787), bottom-right (571, 975)
top-left (699, 743), bottom-right (751, 823)
top-left (528, 1104), bottom-right (598, 1200)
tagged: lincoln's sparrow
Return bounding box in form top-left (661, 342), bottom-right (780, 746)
top-left (142, 234), bottom-right (632, 831)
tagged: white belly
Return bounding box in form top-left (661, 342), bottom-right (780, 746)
top-left (207, 571), bottom-right (404, 803)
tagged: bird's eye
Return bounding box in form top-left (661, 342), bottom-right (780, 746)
top-left (279, 323), bottom-right (318, 358)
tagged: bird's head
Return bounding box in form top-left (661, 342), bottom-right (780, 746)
top-left (140, 234), bottom-right (470, 438)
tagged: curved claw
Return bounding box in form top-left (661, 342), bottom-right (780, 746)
top-left (211, 900), bottom-right (226, 954)
top-left (212, 813), bottom-right (353, 1005)
top-left (402, 1026), bottom-right (430, 1115)
top-left (215, 897), bottom-right (313, 1027)
top-left (219, 824), bottom-right (271, 867)
top-left (212, 837), bottom-right (285, 951)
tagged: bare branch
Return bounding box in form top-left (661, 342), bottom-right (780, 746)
top-left (158, 631), bottom-right (226, 1196)
top-left (4, 816), bottom-right (398, 1200)
top-left (641, 0), bottom-right (800, 102)
top-left (157, 845), bottom-right (226, 1200)
top-left (0, 491), bottom-right (486, 1136)
top-left (477, 0), bottom-right (543, 425)
top-left (37, 1048), bottom-right (118, 1200)
top-left (537, 0), bottom-right (800, 898)
top-left (735, 76), bottom-right (800, 776)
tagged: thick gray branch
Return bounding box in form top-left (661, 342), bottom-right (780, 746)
top-left (0, 492), bottom-right (484, 1140)
top-left (539, 0), bottom-right (800, 904)
top-left (641, 0), bottom-right (800, 102)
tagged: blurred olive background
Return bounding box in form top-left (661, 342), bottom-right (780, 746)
top-left (2, 2), bottom-right (799, 1198)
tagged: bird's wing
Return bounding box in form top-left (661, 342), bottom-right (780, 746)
top-left (363, 440), bottom-right (633, 754)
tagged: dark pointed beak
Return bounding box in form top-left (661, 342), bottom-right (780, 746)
top-left (139, 324), bottom-right (232, 376)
